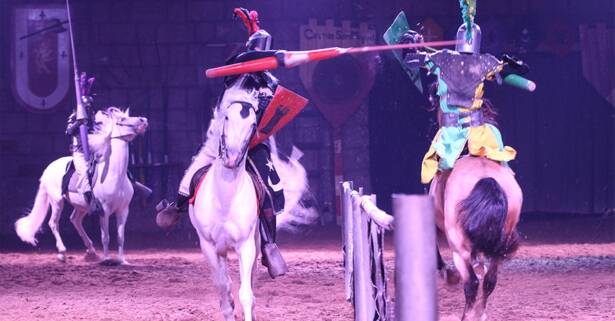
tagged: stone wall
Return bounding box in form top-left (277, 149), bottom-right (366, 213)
top-left (0, 0), bottom-right (376, 237)
top-left (1, 0), bottom-right (612, 238)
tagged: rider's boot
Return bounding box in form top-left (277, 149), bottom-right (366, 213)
top-left (127, 171), bottom-right (153, 198)
top-left (84, 190), bottom-right (104, 216)
top-left (260, 208), bottom-right (288, 278)
top-left (155, 194), bottom-right (189, 229)
top-left (247, 143), bottom-right (288, 277)
top-left (133, 181), bottom-right (153, 198)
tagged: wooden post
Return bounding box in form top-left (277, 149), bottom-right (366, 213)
top-left (352, 189), bottom-right (375, 320)
top-left (392, 194), bottom-right (437, 321)
top-left (369, 194), bottom-right (387, 320)
top-left (334, 129), bottom-right (344, 225)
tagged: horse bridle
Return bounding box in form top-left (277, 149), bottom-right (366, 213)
top-left (111, 117), bottom-right (143, 140)
top-left (219, 101), bottom-right (258, 162)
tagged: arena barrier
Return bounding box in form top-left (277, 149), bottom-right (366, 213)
top-left (341, 181), bottom-right (437, 321)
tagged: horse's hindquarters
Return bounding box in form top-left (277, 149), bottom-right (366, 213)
top-left (41, 157), bottom-right (74, 200)
top-left (439, 156), bottom-right (523, 320)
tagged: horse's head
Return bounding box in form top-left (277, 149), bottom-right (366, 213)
top-left (218, 77), bottom-right (261, 168)
top-left (95, 107), bottom-right (148, 142)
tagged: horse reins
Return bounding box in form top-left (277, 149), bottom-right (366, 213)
top-left (219, 101), bottom-right (258, 162)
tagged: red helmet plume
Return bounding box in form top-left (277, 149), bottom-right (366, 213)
top-left (233, 7), bottom-right (260, 35)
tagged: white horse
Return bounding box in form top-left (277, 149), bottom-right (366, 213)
top-left (189, 78), bottom-right (312, 321)
top-left (15, 107), bottom-right (148, 264)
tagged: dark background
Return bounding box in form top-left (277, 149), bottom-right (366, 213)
top-left (0, 0), bottom-right (613, 247)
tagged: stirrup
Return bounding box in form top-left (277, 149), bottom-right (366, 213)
top-left (262, 243), bottom-right (288, 278)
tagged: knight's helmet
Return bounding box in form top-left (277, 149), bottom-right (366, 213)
top-left (455, 22), bottom-right (482, 54)
top-left (247, 29), bottom-right (272, 51)
top-left (234, 7), bottom-right (272, 51)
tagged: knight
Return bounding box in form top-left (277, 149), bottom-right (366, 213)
top-left (156, 8), bottom-right (289, 278)
top-left (65, 73), bottom-right (104, 215)
top-left (397, 1), bottom-right (533, 184)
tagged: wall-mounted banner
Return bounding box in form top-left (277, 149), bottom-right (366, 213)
top-left (299, 19), bottom-right (377, 128)
top-left (11, 5), bottom-right (70, 112)
top-left (421, 18), bottom-right (444, 42)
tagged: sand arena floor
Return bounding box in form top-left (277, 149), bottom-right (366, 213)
top-left (1, 235), bottom-right (614, 321)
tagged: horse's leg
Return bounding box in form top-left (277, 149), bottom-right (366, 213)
top-left (432, 173), bottom-right (461, 285)
top-left (237, 235), bottom-right (257, 321)
top-left (200, 239), bottom-right (235, 321)
top-left (436, 245), bottom-right (445, 270)
top-left (70, 209), bottom-right (98, 260)
top-left (99, 214), bottom-right (111, 260)
top-left (48, 201), bottom-right (67, 262)
top-left (453, 251), bottom-right (481, 321)
top-left (253, 230), bottom-right (261, 288)
top-left (116, 207), bottom-right (129, 265)
top-left (479, 258), bottom-right (501, 320)
top-left (436, 245), bottom-right (461, 285)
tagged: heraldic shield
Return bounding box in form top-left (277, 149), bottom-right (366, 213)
top-left (249, 85), bottom-right (309, 148)
top-left (12, 5), bottom-right (70, 112)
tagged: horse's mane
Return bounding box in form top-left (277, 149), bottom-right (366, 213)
top-left (88, 106), bottom-right (128, 157)
top-left (217, 75), bottom-right (260, 111)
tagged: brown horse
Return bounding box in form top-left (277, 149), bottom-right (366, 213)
top-left (431, 155), bottom-right (522, 321)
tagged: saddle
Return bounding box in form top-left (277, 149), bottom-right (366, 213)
top-left (61, 161), bottom-right (149, 198)
top-left (188, 164), bottom-right (267, 214)
top-left (61, 160), bottom-right (97, 197)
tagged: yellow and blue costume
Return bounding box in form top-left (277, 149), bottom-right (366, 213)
top-left (418, 49), bottom-right (516, 184)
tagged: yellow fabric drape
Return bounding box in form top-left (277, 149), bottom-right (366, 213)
top-left (421, 124), bottom-right (516, 184)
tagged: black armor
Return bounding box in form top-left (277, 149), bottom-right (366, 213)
top-left (428, 49), bottom-right (500, 108)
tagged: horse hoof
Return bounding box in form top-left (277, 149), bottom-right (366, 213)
top-left (119, 259), bottom-right (130, 266)
top-left (99, 258), bottom-right (122, 266)
top-left (84, 251), bottom-right (99, 262)
top-left (57, 252), bottom-right (67, 262)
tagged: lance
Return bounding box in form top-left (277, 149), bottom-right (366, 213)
top-left (205, 39), bottom-right (461, 78)
top-left (19, 19), bottom-right (67, 40)
top-left (66, 0), bottom-right (91, 160)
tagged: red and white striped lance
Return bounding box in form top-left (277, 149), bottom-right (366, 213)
top-left (205, 39), bottom-right (461, 78)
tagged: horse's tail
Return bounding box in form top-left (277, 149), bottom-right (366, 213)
top-left (459, 177), bottom-right (519, 260)
top-left (15, 182), bottom-right (50, 245)
top-left (269, 137), bottom-right (319, 231)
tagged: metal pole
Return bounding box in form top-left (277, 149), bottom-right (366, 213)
top-left (352, 188), bottom-right (375, 321)
top-left (342, 181), bottom-right (354, 302)
top-left (392, 194), bottom-right (437, 321)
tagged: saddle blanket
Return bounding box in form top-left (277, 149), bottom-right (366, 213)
top-left (188, 165), bottom-right (266, 215)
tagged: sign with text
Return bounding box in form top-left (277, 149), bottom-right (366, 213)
top-left (299, 19), bottom-right (376, 128)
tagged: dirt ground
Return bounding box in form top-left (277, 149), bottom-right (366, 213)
top-left (1, 234), bottom-right (614, 321)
